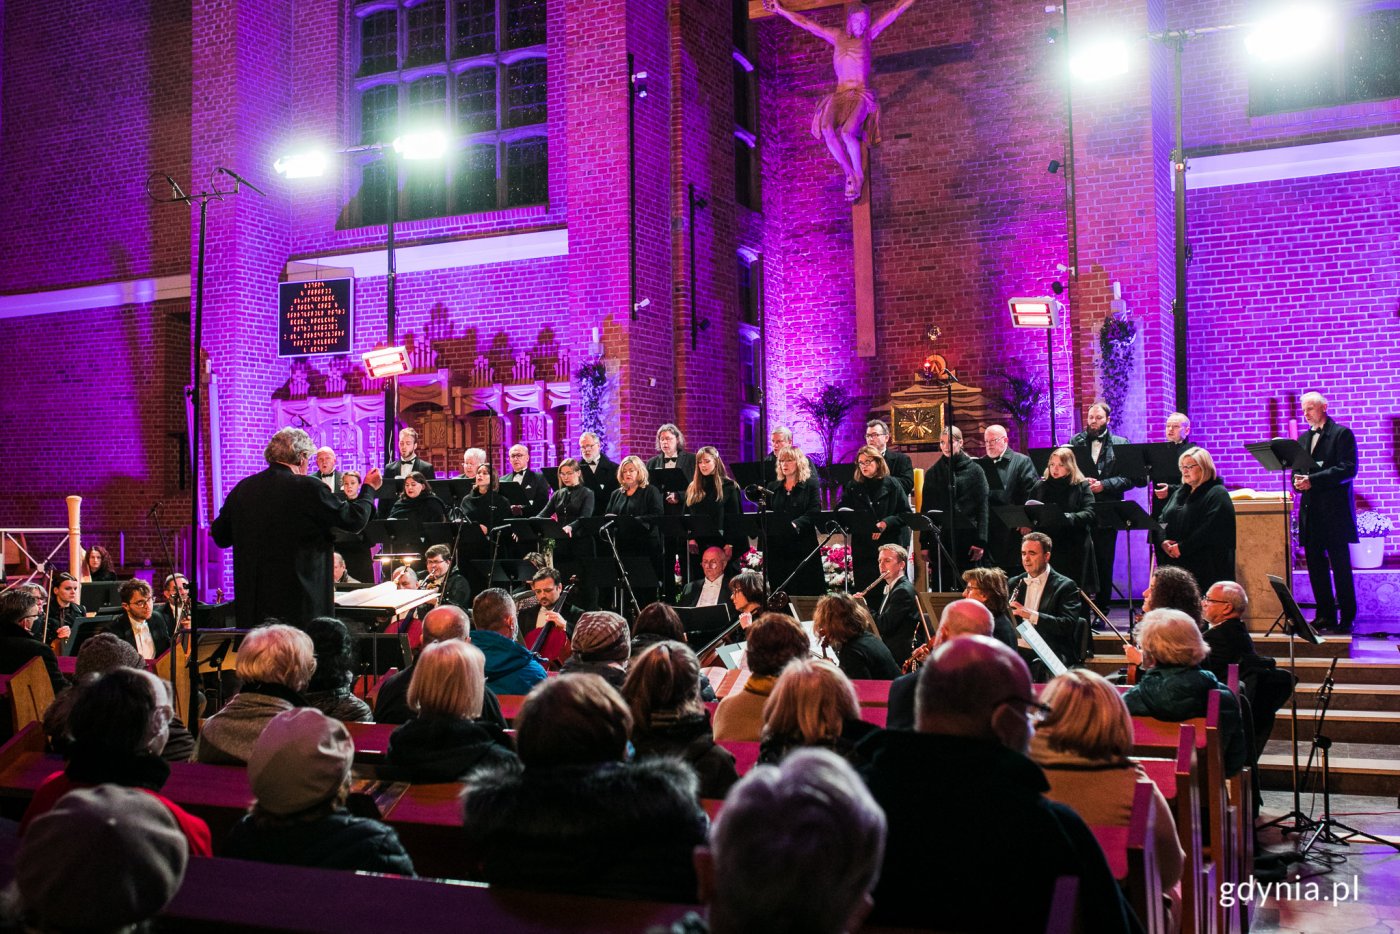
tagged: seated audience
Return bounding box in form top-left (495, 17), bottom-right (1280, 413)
top-left (470, 588), bottom-right (547, 696)
top-left (621, 640), bottom-right (738, 799)
top-left (886, 598), bottom-right (994, 731)
top-left (1124, 608), bottom-right (1247, 775)
top-left (0, 590), bottom-right (67, 695)
top-left (561, 611), bottom-right (632, 687)
top-left (712, 613), bottom-right (811, 742)
top-left (374, 605), bottom-right (506, 729)
top-left (20, 667), bottom-right (212, 855)
top-left (303, 616), bottom-right (373, 723)
top-left (43, 633), bottom-right (195, 762)
top-left (461, 673), bottom-right (708, 902)
top-left (381, 639), bottom-right (516, 783)
top-left (758, 658), bottom-right (878, 766)
top-left (1032, 669), bottom-right (1185, 929)
top-left (1202, 581), bottom-right (1295, 767)
top-left (195, 623), bottom-right (315, 765)
top-left (858, 636), bottom-right (1131, 932)
top-left (812, 592), bottom-right (900, 680)
top-left (225, 707), bottom-right (416, 875)
top-left (631, 602), bottom-right (717, 702)
top-left (7, 786), bottom-right (189, 932)
top-left (691, 749), bottom-right (886, 934)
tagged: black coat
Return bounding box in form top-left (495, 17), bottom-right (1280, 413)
top-left (605, 484), bottom-right (665, 554)
top-left (387, 492), bottom-right (448, 525)
top-left (1159, 477), bottom-right (1236, 591)
top-left (0, 621), bottom-right (66, 695)
top-left (1297, 417), bottom-right (1359, 545)
top-left (502, 469), bottom-right (552, 514)
top-left (1028, 476), bottom-right (1096, 590)
top-left (685, 479), bottom-right (744, 557)
top-left (632, 711), bottom-right (740, 801)
top-left (834, 630), bottom-right (901, 680)
top-left (98, 613), bottom-right (174, 660)
top-left (579, 455), bottom-right (620, 501)
top-left (677, 572), bottom-right (736, 608)
top-left (536, 485), bottom-right (596, 528)
top-left (763, 477), bottom-right (824, 595)
top-left (979, 450), bottom-right (1040, 572)
top-left (880, 448), bottom-right (915, 495)
top-left (1068, 430), bottom-right (1139, 500)
top-left (872, 576), bottom-right (921, 663)
top-left (837, 475), bottom-right (912, 586)
top-left (225, 810), bottom-right (416, 876)
top-left (858, 731), bottom-right (1132, 933)
top-left (211, 464), bottom-right (375, 630)
top-left (461, 489), bottom-right (513, 530)
top-left (374, 665), bottom-right (508, 729)
top-left (380, 715), bottom-right (517, 784)
top-left (1006, 568), bottom-right (1085, 668)
top-left (922, 451), bottom-right (990, 557)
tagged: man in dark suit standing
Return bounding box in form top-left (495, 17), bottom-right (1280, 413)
top-left (502, 444), bottom-right (552, 515)
top-left (1007, 532), bottom-right (1085, 671)
top-left (99, 579), bottom-right (173, 662)
top-left (760, 426), bottom-right (793, 483)
top-left (577, 432), bottom-right (619, 501)
top-left (1150, 412), bottom-right (1194, 516)
top-left (1295, 392), bottom-right (1359, 632)
top-left (678, 547), bottom-right (736, 607)
top-left (211, 427), bottom-right (382, 630)
top-left (385, 428), bottom-right (435, 480)
top-left (865, 420), bottom-right (913, 495)
top-left (1069, 401), bottom-right (1140, 609)
top-left (870, 544), bottom-right (922, 664)
top-left (978, 424), bottom-right (1039, 574)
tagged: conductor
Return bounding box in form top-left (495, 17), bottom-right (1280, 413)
top-left (212, 428), bottom-right (382, 629)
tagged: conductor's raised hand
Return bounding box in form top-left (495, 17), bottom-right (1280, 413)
top-left (363, 468), bottom-right (384, 490)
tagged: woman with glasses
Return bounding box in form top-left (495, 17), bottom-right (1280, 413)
top-left (960, 567), bottom-right (1017, 650)
top-left (1156, 446), bottom-right (1236, 592)
top-left (836, 445), bottom-right (912, 588)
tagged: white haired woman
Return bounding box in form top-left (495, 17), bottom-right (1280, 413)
top-left (195, 623), bottom-right (316, 765)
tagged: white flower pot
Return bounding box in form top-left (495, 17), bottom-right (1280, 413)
top-left (1350, 537), bottom-right (1385, 570)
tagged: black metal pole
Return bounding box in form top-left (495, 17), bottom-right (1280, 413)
top-left (627, 54), bottom-right (638, 321)
top-left (1171, 36), bottom-right (1189, 412)
top-left (384, 153), bottom-right (398, 466)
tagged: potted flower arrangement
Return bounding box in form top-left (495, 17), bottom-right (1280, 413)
top-left (1351, 511), bottom-right (1393, 569)
top-left (821, 543), bottom-right (852, 592)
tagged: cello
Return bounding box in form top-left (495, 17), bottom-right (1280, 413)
top-left (529, 574), bottom-right (579, 671)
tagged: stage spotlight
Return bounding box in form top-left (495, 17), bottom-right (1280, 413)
top-left (393, 129), bottom-right (448, 161)
top-left (1069, 39), bottom-right (1131, 81)
top-left (1245, 5), bottom-right (1333, 63)
top-left (273, 151), bottom-right (328, 179)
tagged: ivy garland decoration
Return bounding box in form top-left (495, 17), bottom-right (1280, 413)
top-left (576, 360), bottom-right (609, 457)
top-left (1098, 312), bottom-right (1137, 422)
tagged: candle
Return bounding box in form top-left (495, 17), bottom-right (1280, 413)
top-left (591, 327), bottom-right (599, 343)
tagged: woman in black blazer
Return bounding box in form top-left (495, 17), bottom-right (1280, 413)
top-left (536, 458), bottom-right (597, 608)
top-left (764, 448), bottom-right (825, 596)
top-left (836, 446), bottom-right (912, 589)
top-left (684, 446), bottom-right (744, 578)
top-left (1027, 447), bottom-right (1097, 592)
top-left (606, 456), bottom-right (666, 608)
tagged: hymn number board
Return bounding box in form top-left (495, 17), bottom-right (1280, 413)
top-left (278, 278), bottom-right (353, 357)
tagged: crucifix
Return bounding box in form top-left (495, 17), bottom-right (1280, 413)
top-left (763, 0), bottom-right (917, 356)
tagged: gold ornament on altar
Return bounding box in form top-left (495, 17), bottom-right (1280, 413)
top-left (897, 406), bottom-right (941, 441)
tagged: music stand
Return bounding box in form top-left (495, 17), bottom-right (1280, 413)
top-left (675, 604), bottom-right (734, 648)
top-left (1094, 500), bottom-right (1161, 623)
top-left (650, 468), bottom-right (690, 498)
top-left (1259, 573), bottom-right (1324, 839)
top-left (730, 461), bottom-right (764, 490)
top-left (542, 467), bottom-right (560, 490)
top-left (1245, 438), bottom-right (1312, 626)
top-left (1028, 447), bottom-right (1056, 476)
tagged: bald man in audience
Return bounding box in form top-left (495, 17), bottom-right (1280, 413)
top-left (884, 599), bottom-right (993, 731)
top-left (858, 637), bottom-right (1131, 932)
top-left (372, 605), bottom-right (506, 729)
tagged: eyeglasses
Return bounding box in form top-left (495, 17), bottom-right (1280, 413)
top-left (1180, 462), bottom-right (1200, 471)
top-left (126, 598), bottom-right (152, 608)
top-left (995, 696), bottom-right (1052, 724)
top-left (21, 612), bottom-right (41, 623)
top-left (1201, 596), bottom-right (1230, 605)
top-left (857, 459), bottom-right (875, 466)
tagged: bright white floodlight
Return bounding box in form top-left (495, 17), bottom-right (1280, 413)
top-left (393, 130), bottom-right (449, 161)
top-left (1245, 5), bottom-right (1333, 63)
top-left (1069, 39), bottom-right (1132, 82)
top-left (273, 151), bottom-right (329, 179)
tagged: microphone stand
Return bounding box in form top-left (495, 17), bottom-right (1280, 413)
top-left (600, 524), bottom-right (641, 618)
top-left (149, 501), bottom-right (191, 725)
top-left (743, 485), bottom-right (773, 592)
top-left (770, 523), bottom-right (844, 607)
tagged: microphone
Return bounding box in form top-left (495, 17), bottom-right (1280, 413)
top-left (488, 524), bottom-right (512, 535)
top-left (147, 501), bottom-right (163, 518)
top-left (595, 519), bottom-right (615, 535)
top-left (165, 176), bottom-right (188, 202)
top-left (217, 166), bottom-right (268, 197)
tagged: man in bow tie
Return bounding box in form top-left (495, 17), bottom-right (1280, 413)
top-left (976, 424), bottom-right (1038, 574)
top-left (312, 447), bottom-right (341, 491)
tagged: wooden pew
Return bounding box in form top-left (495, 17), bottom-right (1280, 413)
top-left (1136, 725), bottom-right (1208, 934)
top-left (1089, 782), bottom-right (1166, 934)
top-left (849, 679), bottom-right (893, 706)
top-left (6, 658), bottom-right (55, 735)
top-left (716, 740), bottom-right (759, 776)
top-left (160, 855), bottom-right (697, 932)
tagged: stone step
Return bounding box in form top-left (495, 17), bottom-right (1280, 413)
top-left (1266, 709), bottom-right (1400, 745)
top-left (1292, 683), bottom-right (1400, 712)
top-left (1091, 632), bottom-right (1356, 659)
top-left (1086, 656), bottom-right (1400, 686)
top-left (1256, 752), bottom-right (1400, 797)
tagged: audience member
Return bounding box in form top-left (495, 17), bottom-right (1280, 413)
top-left (758, 658), bottom-right (877, 766)
top-left (225, 707), bottom-right (416, 875)
top-left (712, 614), bottom-right (810, 742)
top-left (303, 616), bottom-right (373, 723)
top-left (692, 749), bottom-right (886, 934)
top-left (621, 640), bottom-right (738, 799)
top-left (1201, 581), bottom-right (1295, 768)
top-left (7, 786), bottom-right (189, 932)
top-left (1032, 669), bottom-right (1185, 929)
top-left (0, 590), bottom-right (66, 694)
top-left (374, 605), bottom-right (506, 729)
top-left (195, 623), bottom-right (315, 765)
top-left (886, 598), bottom-right (994, 731)
top-left (20, 667), bottom-right (212, 855)
top-left (1124, 608), bottom-right (1247, 775)
top-left (381, 639), bottom-right (516, 783)
top-left (812, 592), bottom-right (900, 680)
top-left (42, 633), bottom-right (195, 762)
top-left (858, 636), bottom-right (1131, 931)
top-left (961, 566), bottom-right (1018, 649)
top-left (561, 611), bottom-right (632, 687)
top-left (631, 602), bottom-right (717, 702)
top-left (461, 673), bottom-right (708, 902)
top-left (470, 588), bottom-right (547, 696)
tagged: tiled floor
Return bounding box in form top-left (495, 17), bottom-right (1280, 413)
top-left (1250, 790), bottom-right (1400, 932)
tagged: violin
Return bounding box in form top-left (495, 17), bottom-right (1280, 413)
top-left (529, 574), bottom-right (579, 671)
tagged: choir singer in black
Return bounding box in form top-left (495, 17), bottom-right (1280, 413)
top-left (763, 448), bottom-right (824, 596)
top-left (978, 424), bottom-right (1039, 574)
top-left (836, 446), bottom-right (911, 588)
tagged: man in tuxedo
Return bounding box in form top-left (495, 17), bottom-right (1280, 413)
top-left (1295, 392), bottom-right (1359, 631)
top-left (462, 447), bottom-right (487, 479)
top-left (311, 447), bottom-right (342, 492)
top-left (978, 424), bottom-right (1039, 574)
top-left (154, 573), bottom-right (190, 634)
top-left (1007, 532), bottom-right (1084, 670)
top-left (100, 579), bottom-right (172, 662)
top-left (921, 426), bottom-right (989, 586)
top-left (211, 427), bottom-right (382, 630)
top-left (679, 547), bottom-right (735, 607)
top-left (385, 428), bottom-right (435, 480)
top-left (760, 426), bottom-right (793, 482)
top-left (517, 567), bottom-right (577, 639)
top-left (1151, 412), bottom-right (1194, 516)
top-left (577, 432), bottom-right (619, 500)
top-left (865, 420), bottom-right (913, 495)
top-left (1069, 401), bottom-right (1140, 608)
top-left (502, 444), bottom-right (551, 514)
top-left (886, 598), bottom-right (994, 730)
top-left (870, 544), bottom-right (921, 663)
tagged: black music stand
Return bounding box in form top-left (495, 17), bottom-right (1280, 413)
top-left (730, 461), bottom-right (764, 490)
top-left (1259, 574), bottom-right (1326, 841)
top-left (1028, 447), bottom-right (1056, 476)
top-left (650, 468), bottom-right (689, 499)
top-left (1094, 500), bottom-right (1161, 623)
top-left (542, 467), bottom-right (559, 490)
top-left (468, 558), bottom-right (538, 591)
top-left (675, 604), bottom-right (734, 648)
top-left (1246, 438), bottom-right (1313, 614)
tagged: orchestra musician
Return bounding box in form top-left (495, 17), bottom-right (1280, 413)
top-left (836, 446), bottom-right (911, 588)
top-left (679, 547), bottom-right (736, 608)
top-left (577, 432), bottom-right (620, 501)
top-left (864, 543), bottom-right (920, 664)
top-left (606, 456), bottom-right (666, 606)
top-left (813, 592), bottom-right (901, 680)
top-left (1027, 447), bottom-right (1097, 593)
top-left (977, 424), bottom-right (1039, 574)
top-left (519, 567), bottom-right (576, 641)
top-left (763, 448), bottom-right (825, 596)
top-left (536, 458), bottom-right (597, 609)
top-left (43, 573), bottom-right (81, 645)
top-left (1007, 532), bottom-right (1085, 673)
top-left (80, 545), bottom-right (118, 582)
top-left (422, 544), bottom-right (472, 608)
top-left (684, 446), bottom-right (744, 576)
top-left (921, 426), bottom-right (989, 587)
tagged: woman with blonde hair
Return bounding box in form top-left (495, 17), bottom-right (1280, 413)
top-left (758, 658), bottom-right (877, 767)
top-left (764, 448), bottom-right (824, 596)
top-left (606, 455), bottom-right (665, 606)
top-left (813, 592), bottom-right (900, 680)
top-left (1157, 446), bottom-right (1236, 592)
top-left (1032, 669), bottom-right (1184, 927)
top-left (621, 641), bottom-right (738, 799)
top-left (195, 623), bottom-right (316, 765)
top-left (1027, 446), bottom-right (1096, 590)
top-left (381, 639), bottom-right (516, 783)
